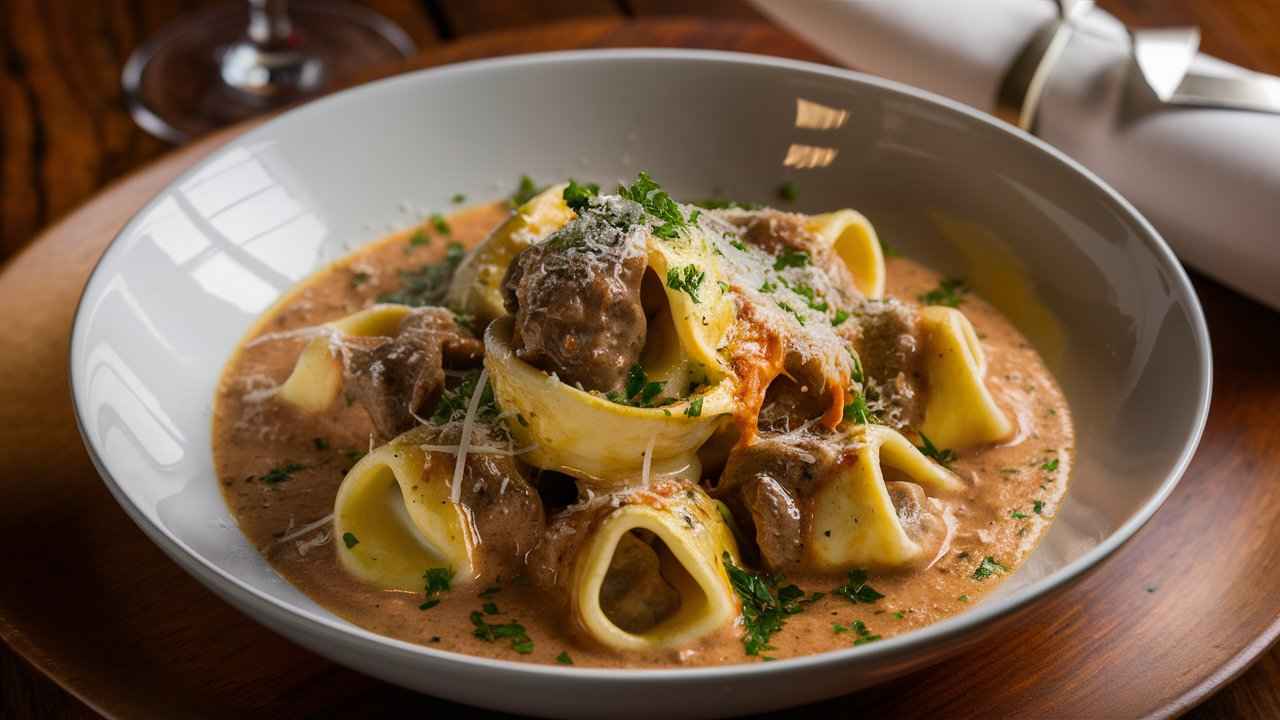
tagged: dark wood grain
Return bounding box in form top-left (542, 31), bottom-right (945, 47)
top-left (1, 2), bottom-right (1279, 719)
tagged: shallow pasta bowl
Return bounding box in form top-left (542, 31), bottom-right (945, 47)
top-left (69, 49), bottom-right (1210, 718)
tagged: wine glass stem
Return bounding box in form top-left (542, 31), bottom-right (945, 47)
top-left (248, 0), bottom-right (294, 50)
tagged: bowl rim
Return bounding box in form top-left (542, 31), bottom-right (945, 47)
top-left (69, 47), bottom-right (1212, 682)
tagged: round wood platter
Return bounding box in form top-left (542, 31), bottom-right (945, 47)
top-left (1, 18), bottom-right (1278, 720)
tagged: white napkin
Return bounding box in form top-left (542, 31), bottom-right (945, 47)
top-left (752, 0), bottom-right (1280, 310)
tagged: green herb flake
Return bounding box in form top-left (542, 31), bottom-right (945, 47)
top-left (451, 193), bottom-right (467, 204)
top-left (478, 586), bottom-right (501, 598)
top-left (257, 462), bottom-right (305, 485)
top-left (1033, 500), bottom-right (1045, 515)
top-left (563, 178), bottom-right (600, 212)
top-left (958, 594), bottom-right (970, 602)
top-left (666, 265), bottom-right (706, 303)
top-left (556, 651), bottom-right (573, 665)
top-left (482, 602), bottom-right (500, 615)
top-left (777, 300), bottom-right (806, 325)
top-left (510, 175), bottom-right (541, 207)
top-left (470, 611), bottom-right (534, 654)
top-left (312, 438), bottom-right (329, 451)
top-left (773, 248), bottom-right (810, 271)
top-left (722, 553), bottom-right (813, 656)
top-left (430, 368), bottom-right (498, 424)
top-left (730, 239), bottom-right (748, 251)
top-left (832, 308), bottom-right (851, 326)
top-left (430, 213), bottom-right (451, 236)
top-left (833, 623), bottom-right (849, 634)
top-left (425, 567), bottom-right (454, 595)
top-left (351, 271), bottom-right (371, 287)
top-left (833, 569), bottom-right (885, 604)
top-left (1011, 510), bottom-right (1029, 520)
top-left (916, 432), bottom-right (956, 466)
top-left (893, 611), bottom-right (905, 620)
top-left (342, 532), bottom-right (359, 549)
top-left (1041, 457), bottom-right (1060, 472)
top-left (418, 599), bottom-right (440, 611)
top-left (777, 181), bottom-right (798, 202)
top-left (685, 397), bottom-right (704, 418)
top-left (919, 277), bottom-right (968, 307)
top-left (850, 619), bottom-right (881, 645)
top-left (377, 242), bottom-right (465, 307)
top-left (844, 394), bottom-right (876, 425)
top-left (408, 229), bottom-right (430, 247)
top-left (619, 172), bottom-right (688, 238)
top-left (972, 556), bottom-right (1007, 581)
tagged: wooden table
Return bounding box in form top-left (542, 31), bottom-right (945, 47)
top-left (2, 2), bottom-right (1278, 718)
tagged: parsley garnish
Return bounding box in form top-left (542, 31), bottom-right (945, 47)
top-left (556, 651), bottom-right (573, 665)
top-left (478, 586), bottom-right (501, 598)
top-left (759, 280), bottom-right (777, 293)
top-left (777, 301), bottom-right (806, 325)
top-left (563, 179), bottom-right (600, 212)
top-left (313, 437), bottom-right (329, 451)
top-left (773, 248), bottom-right (810, 270)
top-left (430, 213), bottom-right (451, 236)
top-left (471, 611), bottom-right (534, 654)
top-left (958, 594), bottom-right (970, 602)
top-left (619, 172), bottom-right (687, 238)
top-left (1033, 500), bottom-right (1045, 515)
top-left (844, 394), bottom-right (875, 425)
top-left (833, 569), bottom-right (884, 604)
top-left (777, 181), bottom-right (798, 202)
top-left (510, 175), bottom-right (541, 207)
top-left (257, 462), bottom-right (305, 485)
top-left (351, 271), bottom-right (370, 287)
top-left (666, 265), bottom-right (706, 303)
top-left (342, 532), bottom-right (359, 549)
top-left (377, 242), bottom-right (465, 307)
top-left (482, 602), bottom-right (500, 615)
top-left (420, 566), bottom-right (453, 610)
top-left (972, 556), bottom-right (1007, 581)
top-left (919, 277), bottom-right (968, 307)
top-left (408, 229), bottom-right (429, 247)
top-left (850, 352), bottom-right (864, 384)
top-left (451, 193), bottom-right (466, 204)
top-left (916, 432), bottom-right (956, 466)
top-left (832, 308), bottom-right (851, 326)
top-left (1041, 457), bottom-right (1060, 472)
top-left (723, 553), bottom-right (810, 656)
top-left (430, 368), bottom-right (498, 424)
top-left (1011, 510), bottom-right (1029, 520)
top-left (850, 619), bottom-right (881, 645)
top-left (685, 397), bottom-right (704, 418)
top-left (619, 364), bottom-right (664, 406)
top-left (730, 238), bottom-right (748, 251)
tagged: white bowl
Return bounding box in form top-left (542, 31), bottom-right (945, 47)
top-left (70, 50), bottom-right (1211, 718)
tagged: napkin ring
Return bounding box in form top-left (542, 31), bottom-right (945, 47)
top-left (996, 0), bottom-right (1280, 133)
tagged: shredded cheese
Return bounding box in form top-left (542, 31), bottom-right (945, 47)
top-left (270, 513), bottom-right (334, 546)
top-left (449, 367), bottom-right (488, 504)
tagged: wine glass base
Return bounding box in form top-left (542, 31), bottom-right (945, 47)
top-left (122, 0), bottom-right (416, 143)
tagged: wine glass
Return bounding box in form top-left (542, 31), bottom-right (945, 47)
top-left (123, 0), bottom-right (416, 143)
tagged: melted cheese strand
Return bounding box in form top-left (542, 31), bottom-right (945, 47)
top-left (270, 512), bottom-right (334, 546)
top-left (450, 367), bottom-right (489, 504)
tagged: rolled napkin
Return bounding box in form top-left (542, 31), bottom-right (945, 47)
top-left (752, 0), bottom-right (1280, 310)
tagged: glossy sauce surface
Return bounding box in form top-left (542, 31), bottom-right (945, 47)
top-left (213, 202), bottom-right (1073, 668)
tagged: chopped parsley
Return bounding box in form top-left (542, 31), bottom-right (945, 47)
top-left (844, 394), bottom-right (875, 425)
top-left (1010, 510), bottom-right (1029, 520)
top-left (482, 602), bottom-right (500, 615)
top-left (893, 611), bottom-right (905, 620)
top-left (408, 229), bottom-right (430, 247)
top-left (451, 193), bottom-right (466, 204)
top-left (879, 237), bottom-right (899, 258)
top-left (777, 181), bottom-right (798, 202)
top-left (609, 364), bottom-right (664, 407)
top-left (919, 277), bottom-right (968, 307)
top-left (773, 248), bottom-right (810, 271)
top-left (257, 462), bottom-right (305, 485)
top-left (1033, 500), bottom-right (1045, 515)
top-left (377, 242), bottom-right (465, 307)
top-left (478, 586), bottom-right (501, 598)
top-left (619, 172), bottom-right (688, 238)
top-left (430, 213), bottom-right (451, 236)
top-left (850, 619), bottom-right (881, 645)
top-left (420, 566), bottom-right (453, 610)
top-left (850, 353), bottom-right (864, 384)
top-left (556, 651), bottom-right (573, 665)
top-left (916, 432), bottom-right (956, 466)
top-left (471, 611), bottom-right (534, 654)
top-left (759, 280), bottom-right (777, 293)
top-left (351, 271), bottom-right (371, 287)
top-left (342, 532), bottom-right (359, 549)
top-left (729, 238), bottom-right (748, 251)
top-left (430, 368), bottom-right (498, 424)
top-left (972, 556), bottom-right (1007, 581)
top-left (1041, 457), bottom-right (1060, 472)
top-left (563, 178), bottom-right (600, 212)
top-left (666, 265), bottom-right (706, 303)
top-left (832, 308), bottom-right (851, 326)
top-left (958, 594), bottom-right (970, 602)
top-left (510, 175), bottom-right (542, 207)
top-left (833, 623), bottom-right (849, 634)
top-left (312, 437), bottom-right (329, 451)
top-left (777, 301), bottom-right (806, 325)
top-left (833, 569), bottom-right (884, 604)
top-left (685, 397), bottom-right (704, 418)
top-left (723, 553), bottom-right (811, 656)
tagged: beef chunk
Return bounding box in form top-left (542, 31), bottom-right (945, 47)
top-left (501, 211), bottom-right (648, 393)
top-left (343, 307), bottom-right (483, 438)
top-left (846, 298), bottom-right (924, 427)
top-left (717, 433), bottom-right (840, 571)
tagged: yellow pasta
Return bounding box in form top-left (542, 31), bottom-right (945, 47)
top-left (277, 304), bottom-right (413, 413)
top-left (808, 425), bottom-right (963, 570)
top-left (332, 427), bottom-right (476, 590)
top-left (643, 224), bottom-right (736, 382)
top-left (446, 183), bottom-right (574, 324)
top-left (918, 306), bottom-right (1015, 449)
top-left (805, 209), bottom-right (885, 298)
top-left (564, 483), bottom-right (740, 651)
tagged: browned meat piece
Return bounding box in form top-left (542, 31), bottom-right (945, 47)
top-left (731, 210), bottom-right (812, 255)
top-left (717, 433), bottom-right (840, 571)
top-left (501, 211), bottom-right (649, 393)
top-left (343, 307), bottom-right (483, 437)
top-left (422, 423), bottom-right (545, 579)
top-left (846, 298), bottom-right (924, 427)
top-left (758, 375), bottom-right (828, 433)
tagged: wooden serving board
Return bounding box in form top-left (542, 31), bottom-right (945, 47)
top-left (1, 18), bottom-right (1278, 719)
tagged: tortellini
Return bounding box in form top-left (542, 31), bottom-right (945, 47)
top-left (808, 424), bottom-right (964, 570)
top-left (551, 481), bottom-right (741, 651)
top-left (918, 306), bottom-right (1014, 449)
top-left (806, 209), bottom-right (886, 299)
top-left (277, 304), bottom-right (412, 413)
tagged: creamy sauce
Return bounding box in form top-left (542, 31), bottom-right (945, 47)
top-left (213, 202), bottom-right (1073, 668)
